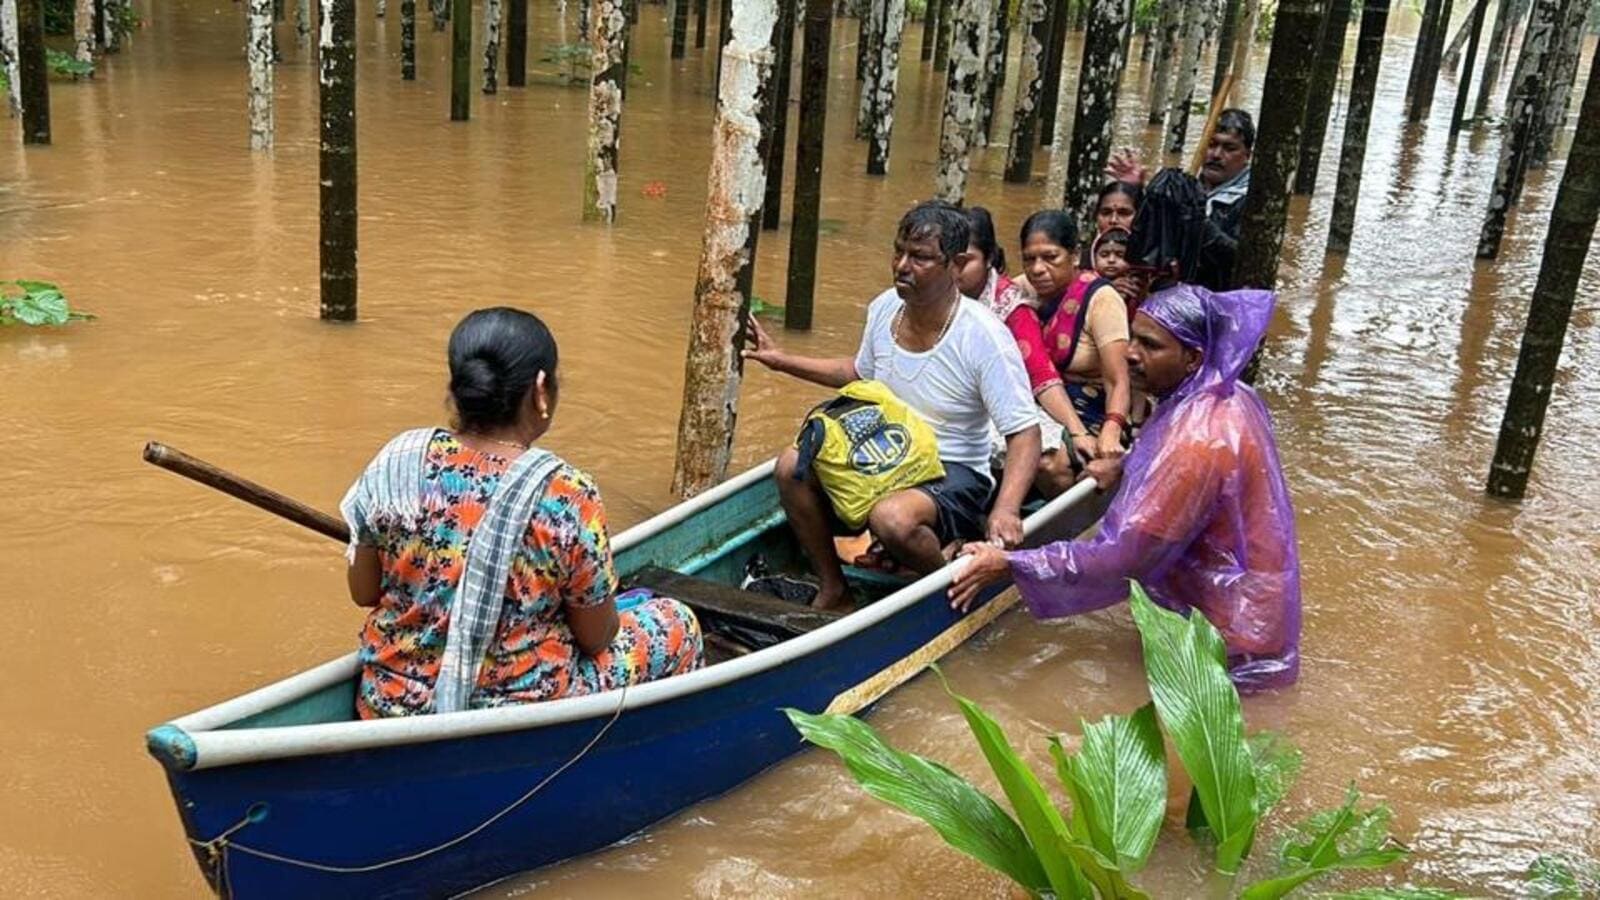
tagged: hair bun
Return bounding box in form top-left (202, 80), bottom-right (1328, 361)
top-left (450, 356), bottom-right (507, 418)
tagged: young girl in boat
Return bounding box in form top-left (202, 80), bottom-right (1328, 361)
top-left (340, 307), bottom-right (704, 718)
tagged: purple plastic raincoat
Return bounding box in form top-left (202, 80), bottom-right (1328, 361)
top-left (1007, 285), bottom-right (1302, 691)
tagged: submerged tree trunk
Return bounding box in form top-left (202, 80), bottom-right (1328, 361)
top-left (1442, 0), bottom-right (1490, 68)
top-left (1004, 0), bottom-right (1051, 181)
top-left (249, 0), bottom-right (274, 151)
top-left (584, 0), bottom-right (627, 223)
top-left (3, 0), bottom-right (24, 118)
top-left (1292, 0), bottom-right (1351, 195)
top-left (1405, 0), bottom-right (1446, 120)
top-left (483, 0), bottom-right (503, 94)
top-left (672, 0), bottom-right (778, 498)
top-left (1474, 0), bottom-right (1516, 117)
top-left (1231, 0), bottom-right (1326, 289)
top-left (977, 0), bottom-right (1010, 143)
top-left (1487, 41), bottom-right (1600, 499)
top-left (450, 0), bottom-right (471, 118)
top-left (1529, 0), bottom-right (1588, 166)
top-left (16, 0), bottom-right (46, 143)
top-left (432, 0), bottom-right (447, 32)
top-left (1477, 0), bottom-right (1561, 258)
top-left (1236, 0), bottom-right (1263, 84)
top-left (507, 0), bottom-right (527, 85)
top-left (1166, 0), bottom-right (1205, 155)
top-left (1212, 0), bottom-right (1243, 94)
top-left (1450, 0), bottom-right (1487, 134)
top-left (715, 0), bottom-right (731, 90)
top-left (866, 0), bottom-right (906, 173)
top-left (1147, 0), bottom-right (1180, 125)
top-left (934, 0), bottom-right (953, 67)
top-left (671, 0), bottom-right (687, 57)
top-left (74, 0), bottom-right (92, 63)
top-left (1038, 0), bottom-right (1068, 145)
top-left (920, 0), bottom-right (939, 60)
top-left (1064, 0), bottom-right (1130, 220)
top-left (319, 0), bottom-right (357, 321)
top-left (934, 0), bottom-right (989, 202)
top-left (297, 0), bottom-right (310, 48)
top-left (694, 0), bottom-right (707, 48)
top-left (1327, 0), bottom-right (1390, 252)
top-left (401, 0), bottom-right (417, 77)
top-left (763, 0), bottom-right (795, 225)
top-left (786, 0), bottom-right (832, 329)
top-left (857, 0), bottom-right (884, 139)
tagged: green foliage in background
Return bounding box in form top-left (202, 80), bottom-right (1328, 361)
top-left (785, 584), bottom-right (1466, 899)
top-left (539, 43), bottom-right (642, 86)
top-left (1, 281), bottom-right (94, 327)
top-left (47, 48), bottom-right (94, 79)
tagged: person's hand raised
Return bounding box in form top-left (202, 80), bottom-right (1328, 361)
top-left (1103, 148), bottom-right (1147, 186)
top-left (741, 314), bottom-right (785, 370)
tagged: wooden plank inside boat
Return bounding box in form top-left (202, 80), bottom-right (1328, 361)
top-left (627, 565), bottom-right (844, 638)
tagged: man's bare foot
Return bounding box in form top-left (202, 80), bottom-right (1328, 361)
top-left (811, 584), bottom-right (855, 612)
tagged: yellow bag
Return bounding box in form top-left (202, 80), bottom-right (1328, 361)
top-left (792, 380), bottom-right (945, 530)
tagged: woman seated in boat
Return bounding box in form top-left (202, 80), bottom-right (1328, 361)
top-left (341, 307), bottom-right (704, 718)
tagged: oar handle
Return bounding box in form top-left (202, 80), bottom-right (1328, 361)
top-left (142, 441), bottom-right (351, 543)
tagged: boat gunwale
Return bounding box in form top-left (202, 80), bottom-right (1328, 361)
top-left (149, 461), bottom-right (1094, 772)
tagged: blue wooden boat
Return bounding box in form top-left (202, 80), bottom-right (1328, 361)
top-left (147, 460), bottom-right (1102, 898)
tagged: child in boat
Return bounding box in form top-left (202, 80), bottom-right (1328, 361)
top-left (340, 308), bottom-right (704, 718)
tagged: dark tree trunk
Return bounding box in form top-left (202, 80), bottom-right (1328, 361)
top-left (1474, 0), bottom-right (1517, 117)
top-left (1063, 0), bottom-right (1131, 220)
top-left (1147, 0), bottom-right (1180, 125)
top-left (17, 0), bottom-right (48, 144)
top-left (1231, 0), bottom-right (1327, 289)
top-left (1449, 0), bottom-right (1487, 133)
top-left (450, 0), bottom-right (471, 119)
top-left (1212, 0), bottom-right (1243, 94)
top-left (786, 0), bottom-right (833, 329)
top-left (695, 0), bottom-right (707, 48)
top-left (671, 0), bottom-right (687, 57)
top-left (1292, 0), bottom-right (1352, 195)
top-left (979, 0), bottom-right (1012, 143)
top-left (432, 0), bottom-right (447, 32)
top-left (921, 0), bottom-right (939, 60)
top-left (857, 0), bottom-right (884, 138)
top-left (1486, 40), bottom-right (1600, 500)
top-left (866, 0), bottom-right (907, 174)
top-left (934, 0), bottom-right (953, 68)
top-left (856, 3), bottom-right (872, 80)
top-left (1165, 0), bottom-right (1205, 155)
top-left (319, 0), bottom-right (357, 321)
top-left (1442, 0), bottom-right (1490, 67)
top-left (1327, 0), bottom-right (1390, 253)
top-left (764, 0), bottom-right (796, 226)
top-left (1529, 0), bottom-right (1588, 166)
top-left (401, 0), bottom-right (417, 79)
top-left (1038, 0), bottom-right (1068, 145)
top-left (507, 0), bottom-right (527, 85)
top-left (934, 0), bottom-right (988, 202)
top-left (1004, 0), bottom-right (1052, 181)
top-left (1405, 0), bottom-right (1442, 102)
top-left (1406, 0), bottom-right (1449, 121)
top-left (1477, 0), bottom-right (1561, 258)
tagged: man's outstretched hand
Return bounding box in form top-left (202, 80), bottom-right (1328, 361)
top-left (742, 314), bottom-right (785, 370)
top-left (950, 542), bottom-right (1011, 612)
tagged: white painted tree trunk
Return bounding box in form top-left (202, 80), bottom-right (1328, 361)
top-left (671, 0), bottom-right (778, 498)
top-left (74, 0), bottom-right (93, 63)
top-left (856, 0), bottom-right (884, 139)
top-left (934, 0), bottom-right (989, 203)
top-left (248, 0), bottom-right (275, 151)
top-left (1064, 0), bottom-right (1131, 216)
top-left (483, 0), bottom-right (503, 92)
top-left (1147, 0), bottom-right (1181, 124)
top-left (297, 0), bottom-right (310, 47)
top-left (1003, 0), bottom-right (1048, 180)
top-left (975, 0), bottom-right (1003, 146)
top-left (865, 0), bottom-right (906, 173)
top-left (1236, 0), bottom-right (1261, 85)
top-left (583, 0), bottom-right (627, 222)
top-left (1166, 0), bottom-right (1204, 154)
top-left (2, 0), bottom-right (22, 117)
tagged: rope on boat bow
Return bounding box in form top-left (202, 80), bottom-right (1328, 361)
top-left (189, 684), bottom-right (630, 876)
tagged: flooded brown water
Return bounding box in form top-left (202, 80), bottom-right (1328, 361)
top-left (3, 2), bottom-right (1598, 896)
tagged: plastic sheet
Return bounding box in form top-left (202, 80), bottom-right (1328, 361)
top-left (1006, 285), bottom-right (1302, 691)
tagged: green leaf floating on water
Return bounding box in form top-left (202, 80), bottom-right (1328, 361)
top-left (782, 707), bottom-right (1050, 896)
top-left (2, 280), bottom-right (92, 327)
top-left (1128, 583), bottom-right (1259, 873)
top-left (1237, 785), bottom-right (1409, 900)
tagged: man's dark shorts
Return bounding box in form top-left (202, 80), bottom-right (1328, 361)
top-left (912, 461), bottom-right (994, 543)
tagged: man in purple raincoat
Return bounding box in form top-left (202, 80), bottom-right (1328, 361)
top-left (951, 284), bottom-right (1303, 691)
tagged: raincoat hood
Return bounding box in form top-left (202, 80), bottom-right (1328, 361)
top-left (1139, 283), bottom-right (1274, 403)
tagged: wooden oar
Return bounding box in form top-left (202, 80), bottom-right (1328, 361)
top-left (1189, 71), bottom-right (1239, 176)
top-left (142, 441), bottom-right (351, 543)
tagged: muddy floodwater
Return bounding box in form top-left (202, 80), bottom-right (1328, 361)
top-left (2, 1), bottom-right (1598, 895)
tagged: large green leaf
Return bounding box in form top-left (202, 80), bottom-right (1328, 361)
top-left (1050, 704), bottom-right (1166, 873)
top-left (937, 671), bottom-right (1092, 900)
top-left (783, 708), bottom-right (1049, 895)
top-left (1128, 583), bottom-right (1259, 873)
top-left (1237, 786), bottom-right (1408, 900)
top-left (1057, 836), bottom-right (1152, 900)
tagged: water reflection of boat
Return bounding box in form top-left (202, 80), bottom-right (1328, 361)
top-left (145, 460), bottom-right (1102, 899)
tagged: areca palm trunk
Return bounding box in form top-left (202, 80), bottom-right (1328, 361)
top-left (1473, 0), bottom-right (1516, 117)
top-left (297, 0), bottom-right (310, 47)
top-left (1327, 0), bottom-right (1390, 253)
top-left (673, 0), bottom-right (779, 498)
top-left (1004, 0), bottom-right (1051, 182)
top-left (1476, 0), bottom-right (1561, 259)
top-left (934, 0), bottom-right (953, 67)
top-left (1486, 40), bottom-right (1600, 500)
top-left (1528, 0), bottom-right (1588, 166)
top-left (786, 0), bottom-right (833, 329)
top-left (1292, 0), bottom-right (1351, 195)
top-left (1064, 0), bottom-right (1131, 220)
top-left (507, 0), bottom-right (527, 85)
top-left (249, 0), bottom-right (275, 151)
top-left (483, 0), bottom-right (504, 93)
top-left (857, 0), bottom-right (884, 138)
top-left (1038, 0), bottom-right (1068, 145)
top-left (1231, 0), bottom-right (1327, 290)
top-left (977, 0), bottom-right (1010, 142)
top-left (1165, 0), bottom-right (1205, 154)
top-left (1212, 0), bottom-right (1242, 94)
top-left (934, 0), bottom-right (990, 202)
top-left (319, 0), bottom-right (358, 321)
top-left (584, 0), bottom-right (627, 222)
top-left (16, 0), bottom-right (46, 144)
top-left (920, 0), bottom-right (939, 60)
top-left (451, 0), bottom-right (471, 118)
top-left (1147, 0), bottom-right (1181, 125)
top-left (2, 0), bottom-right (23, 119)
top-left (74, 0), bottom-right (92, 62)
top-left (1449, 0), bottom-right (1487, 134)
top-left (763, 0), bottom-right (796, 223)
top-left (866, 0), bottom-right (906, 173)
